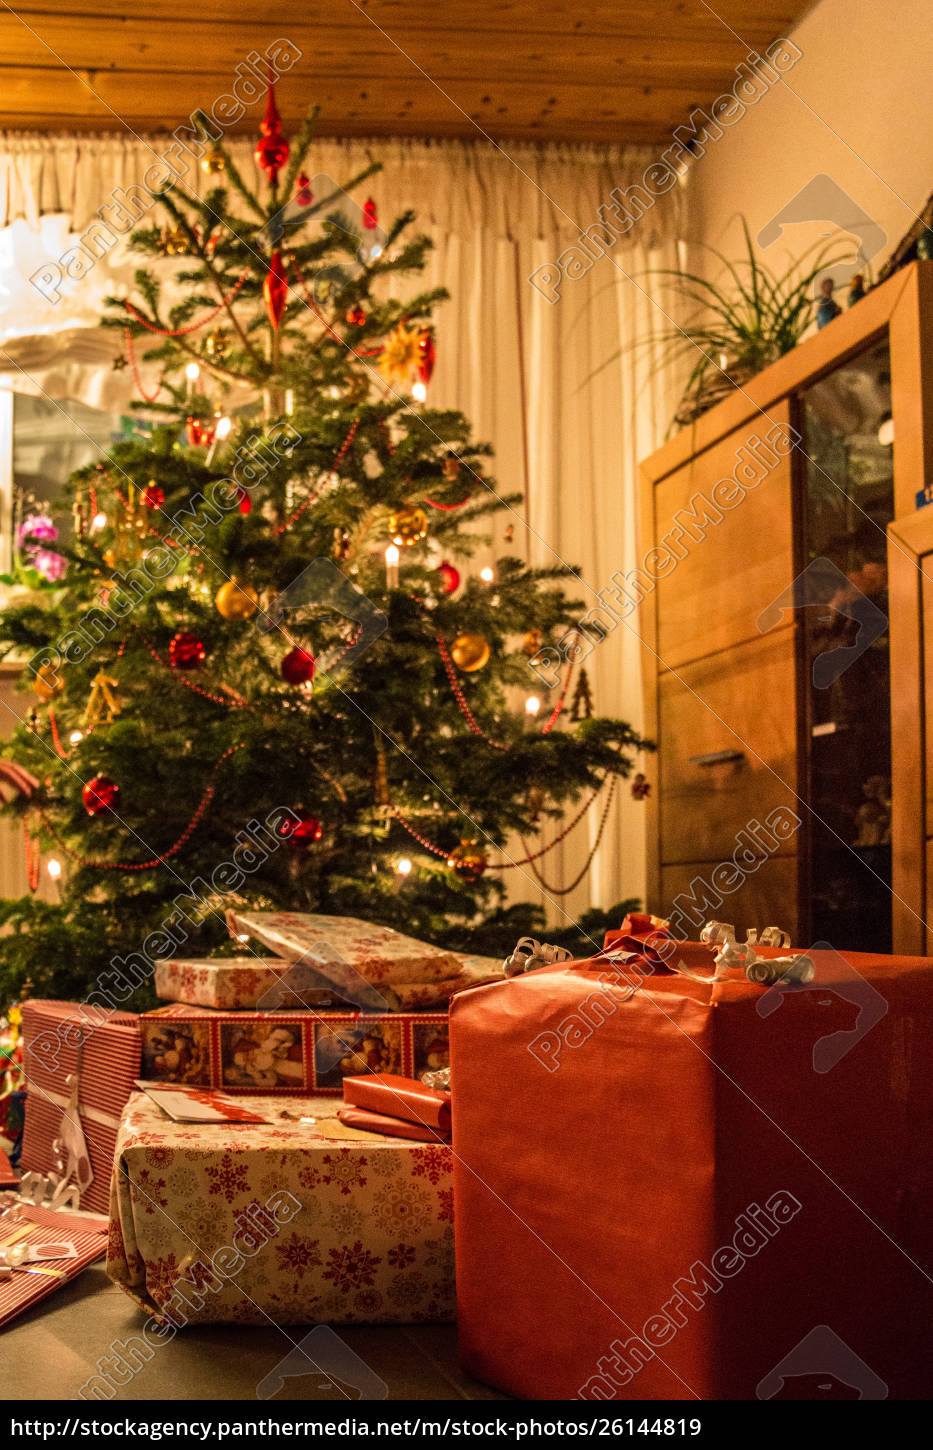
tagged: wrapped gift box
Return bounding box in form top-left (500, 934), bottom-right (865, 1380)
top-left (224, 909), bottom-right (465, 985)
top-left (450, 945), bottom-right (933, 1400)
top-left (154, 958), bottom-right (345, 1011)
top-left (0, 1201), bottom-right (109, 1329)
top-left (20, 1000), bottom-right (141, 1216)
top-left (107, 1090), bottom-right (454, 1325)
top-left (141, 1004), bottom-right (451, 1094)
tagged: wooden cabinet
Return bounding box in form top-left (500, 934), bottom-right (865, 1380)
top-left (640, 261), bottom-right (933, 954)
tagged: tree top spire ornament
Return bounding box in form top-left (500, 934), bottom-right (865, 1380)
top-left (254, 69), bottom-right (290, 187)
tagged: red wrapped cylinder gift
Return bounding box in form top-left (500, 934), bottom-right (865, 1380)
top-left (450, 944), bottom-right (933, 1400)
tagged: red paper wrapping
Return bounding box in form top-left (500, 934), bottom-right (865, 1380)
top-left (450, 947), bottom-right (933, 1400)
top-left (342, 1073), bottom-right (452, 1132)
top-left (0, 1202), bottom-right (108, 1330)
top-left (20, 1001), bottom-right (141, 1216)
top-left (337, 1106), bottom-right (449, 1143)
top-left (140, 1004), bottom-right (450, 1094)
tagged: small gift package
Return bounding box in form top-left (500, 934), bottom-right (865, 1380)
top-left (107, 1089), bottom-right (455, 1325)
top-left (450, 942), bottom-right (933, 1399)
top-left (339, 1073), bottom-right (452, 1142)
top-left (140, 1004), bottom-right (452, 1094)
top-left (19, 1001), bottom-right (141, 1216)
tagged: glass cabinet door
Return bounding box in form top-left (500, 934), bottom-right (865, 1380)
top-left (798, 339), bottom-right (894, 952)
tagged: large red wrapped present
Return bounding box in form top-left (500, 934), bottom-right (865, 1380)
top-left (140, 1003), bottom-right (452, 1094)
top-left (20, 1000), bottom-right (141, 1216)
top-left (450, 945), bottom-right (933, 1400)
top-left (107, 1090), bottom-right (454, 1325)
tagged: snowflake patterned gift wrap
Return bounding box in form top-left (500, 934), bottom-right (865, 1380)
top-left (106, 1091), bottom-right (454, 1325)
top-left (153, 958), bottom-right (345, 1011)
top-left (223, 910), bottom-right (502, 1005)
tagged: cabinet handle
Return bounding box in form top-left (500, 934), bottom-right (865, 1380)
top-left (688, 749), bottom-right (746, 768)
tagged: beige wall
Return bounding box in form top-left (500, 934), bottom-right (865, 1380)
top-left (693, 0), bottom-right (933, 283)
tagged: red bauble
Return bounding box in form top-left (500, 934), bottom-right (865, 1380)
top-left (82, 774), bottom-right (120, 817)
top-left (346, 306), bottom-right (367, 327)
top-left (142, 484), bottom-right (165, 509)
top-left (276, 808), bottom-right (323, 846)
top-left (254, 74), bottom-right (290, 185)
top-left (281, 647), bottom-right (316, 685)
top-left (264, 249), bottom-right (288, 329)
top-left (185, 417), bottom-right (216, 447)
top-left (169, 631), bottom-right (206, 670)
top-left (362, 197), bottom-right (378, 230)
top-left (438, 560), bottom-right (461, 595)
top-left (296, 174), bottom-right (313, 206)
top-left (236, 486), bottom-right (253, 516)
top-left (418, 331), bottom-right (436, 386)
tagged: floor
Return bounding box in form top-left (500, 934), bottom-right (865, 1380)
top-left (4, 1265), bottom-right (505, 1401)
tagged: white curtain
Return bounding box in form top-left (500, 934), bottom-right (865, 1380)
top-left (0, 132), bottom-right (692, 928)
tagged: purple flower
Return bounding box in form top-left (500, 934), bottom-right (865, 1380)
top-left (17, 514), bottom-right (58, 548)
top-left (16, 513), bottom-right (66, 582)
top-left (32, 548), bottom-right (67, 583)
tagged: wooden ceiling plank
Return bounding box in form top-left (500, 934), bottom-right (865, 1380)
top-left (0, 0), bottom-right (812, 147)
top-left (0, 19), bottom-right (784, 79)
top-left (4, 1), bottom-right (805, 36)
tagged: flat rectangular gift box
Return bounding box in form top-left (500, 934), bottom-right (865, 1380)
top-left (224, 909), bottom-right (465, 983)
top-left (158, 908), bottom-right (503, 1010)
top-left (107, 1090), bottom-right (454, 1325)
top-left (140, 1004), bottom-right (451, 1094)
top-left (153, 957), bottom-right (345, 1011)
top-left (19, 1001), bottom-right (141, 1217)
top-left (451, 942), bottom-right (933, 1400)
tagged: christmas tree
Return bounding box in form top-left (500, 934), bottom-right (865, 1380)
top-left (0, 84), bottom-right (649, 1007)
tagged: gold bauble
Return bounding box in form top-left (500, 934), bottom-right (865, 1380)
top-left (216, 578), bottom-right (259, 621)
top-left (163, 226), bottom-right (188, 256)
top-left (205, 328), bottom-right (230, 360)
top-left (450, 633), bottom-right (490, 672)
top-left (447, 838), bottom-right (488, 884)
top-left (202, 146), bottom-right (226, 174)
top-left (33, 662), bottom-right (64, 702)
top-left (522, 628), bottom-right (543, 658)
top-left (389, 505), bottom-right (428, 547)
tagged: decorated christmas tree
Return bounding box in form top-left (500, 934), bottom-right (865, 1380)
top-left (0, 83), bottom-right (648, 1006)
